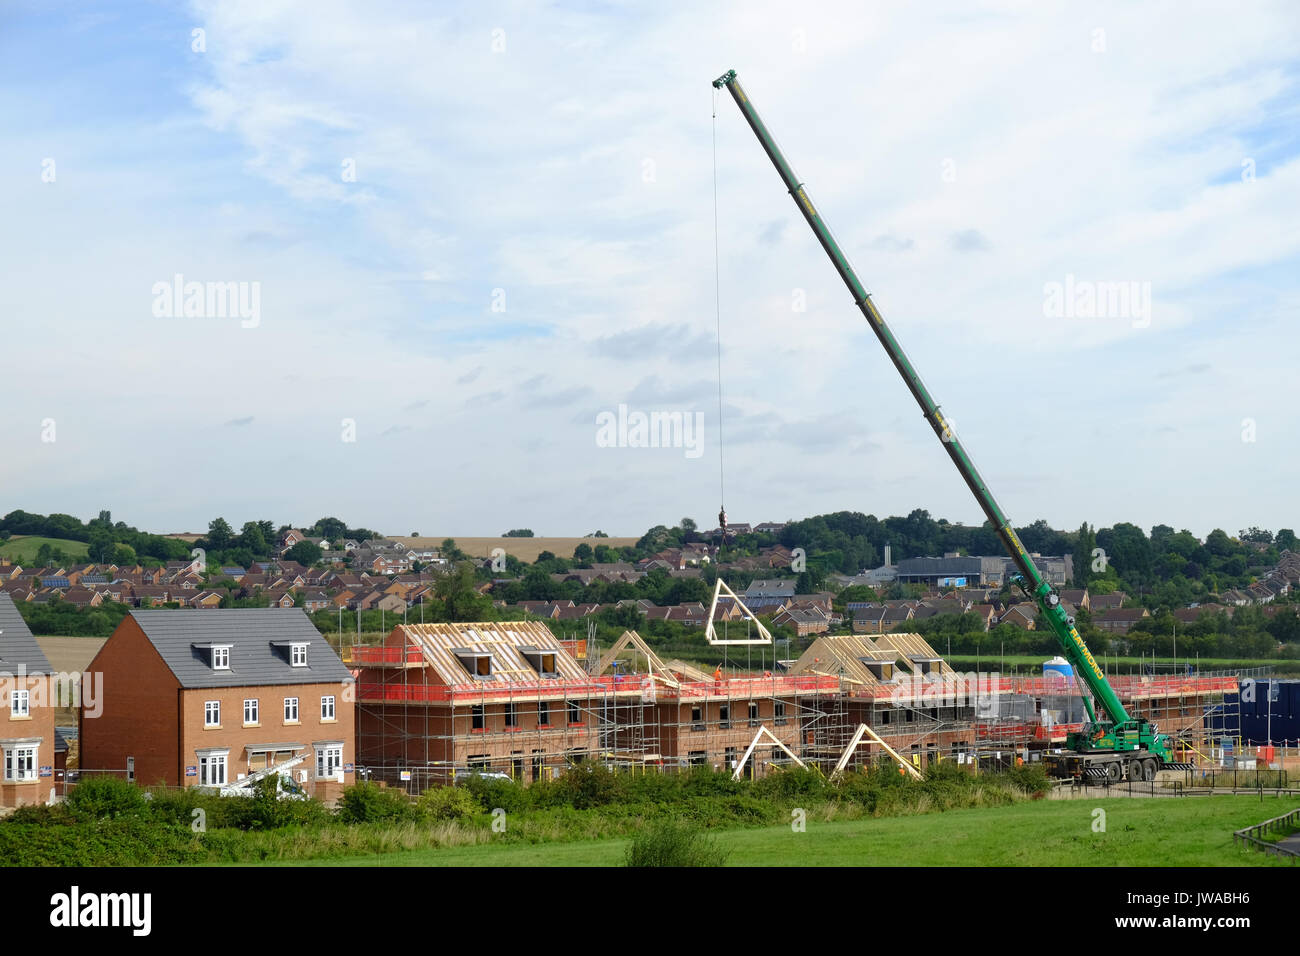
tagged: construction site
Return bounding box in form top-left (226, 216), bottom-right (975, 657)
top-left (351, 581), bottom-right (1252, 791)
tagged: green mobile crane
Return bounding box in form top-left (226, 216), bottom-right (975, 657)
top-left (713, 69), bottom-right (1178, 783)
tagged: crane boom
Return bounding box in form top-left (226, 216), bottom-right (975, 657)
top-left (712, 69), bottom-right (1144, 740)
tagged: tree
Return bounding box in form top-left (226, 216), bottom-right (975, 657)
top-left (432, 562), bottom-right (493, 621)
top-left (238, 522), bottom-right (267, 556)
top-left (311, 517), bottom-right (349, 542)
top-left (440, 538), bottom-right (467, 562)
top-left (503, 529), bottom-right (535, 538)
top-left (1276, 529), bottom-right (1298, 552)
top-left (1072, 522), bottom-right (1096, 588)
top-left (206, 517), bottom-right (234, 551)
top-left (573, 543), bottom-right (594, 565)
top-left (284, 540), bottom-right (323, 566)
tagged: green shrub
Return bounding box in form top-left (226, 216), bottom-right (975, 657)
top-left (753, 766), bottom-right (826, 800)
top-left (463, 775), bottom-right (530, 814)
top-left (624, 820), bottom-right (728, 867)
top-left (65, 776), bottom-right (149, 821)
top-left (417, 786), bottom-right (480, 822)
top-left (560, 761), bottom-right (625, 809)
top-left (335, 782), bottom-right (415, 824)
top-left (1003, 764), bottom-right (1051, 795)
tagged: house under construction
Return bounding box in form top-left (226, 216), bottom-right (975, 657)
top-left (353, 620), bottom-right (1245, 790)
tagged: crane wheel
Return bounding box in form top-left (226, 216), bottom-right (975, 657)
top-left (1141, 759), bottom-right (1158, 781)
top-left (1127, 759), bottom-right (1144, 782)
top-left (1104, 761), bottom-right (1122, 784)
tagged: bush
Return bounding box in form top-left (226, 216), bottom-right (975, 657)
top-left (335, 782), bottom-right (414, 824)
top-left (1004, 764), bottom-right (1051, 795)
top-left (625, 820), bottom-right (728, 867)
top-left (560, 761), bottom-right (625, 809)
top-left (417, 786), bottom-right (480, 822)
top-left (65, 776), bottom-right (149, 821)
top-left (463, 775), bottom-right (530, 814)
top-left (753, 766), bottom-right (827, 800)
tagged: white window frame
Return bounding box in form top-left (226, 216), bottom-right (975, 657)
top-left (198, 751), bottom-right (228, 787)
top-left (212, 646), bottom-right (230, 669)
top-left (290, 643), bottom-right (308, 667)
top-left (284, 697), bottom-right (299, 723)
top-left (315, 745), bottom-right (343, 779)
top-left (10, 690), bottom-right (29, 718)
top-left (204, 700), bottom-right (221, 727)
top-left (4, 746), bottom-right (36, 782)
top-left (244, 698), bottom-right (259, 725)
top-left (321, 695), bottom-right (335, 721)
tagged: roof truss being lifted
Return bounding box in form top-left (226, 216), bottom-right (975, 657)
top-left (705, 578), bottom-right (773, 646)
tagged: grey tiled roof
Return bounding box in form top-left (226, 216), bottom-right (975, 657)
top-left (129, 608), bottom-right (353, 689)
top-left (0, 593), bottom-right (53, 674)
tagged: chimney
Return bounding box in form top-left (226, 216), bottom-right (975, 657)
top-left (884, 545), bottom-right (892, 568)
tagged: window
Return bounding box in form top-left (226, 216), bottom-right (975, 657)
top-left (774, 701), bottom-right (787, 725)
top-left (880, 709), bottom-right (891, 726)
top-left (4, 746), bottom-right (36, 781)
top-left (567, 701), bottom-right (581, 725)
top-left (316, 745), bottom-right (342, 779)
top-left (212, 647), bottom-right (229, 669)
top-left (321, 696), bottom-right (336, 721)
top-left (748, 701), bottom-right (759, 724)
top-left (691, 705), bottom-right (704, 731)
top-left (290, 643), bottom-right (308, 667)
top-left (521, 648), bottom-right (558, 677)
top-left (284, 697), bottom-right (299, 722)
top-left (243, 698), bottom-right (259, 725)
top-left (538, 701), bottom-right (550, 726)
top-left (505, 703), bottom-right (518, 728)
top-left (472, 705), bottom-right (485, 730)
top-left (204, 700), bottom-right (220, 727)
top-left (719, 704), bottom-right (730, 729)
top-left (198, 752), bottom-right (227, 786)
top-left (10, 691), bottom-right (29, 718)
top-left (455, 651), bottom-right (493, 678)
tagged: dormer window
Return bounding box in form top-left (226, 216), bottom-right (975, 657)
top-left (859, 657), bottom-right (895, 681)
top-left (213, 647), bottom-right (230, 669)
top-left (453, 649), bottom-right (493, 679)
top-left (291, 643), bottom-right (308, 667)
top-left (519, 647), bottom-right (558, 678)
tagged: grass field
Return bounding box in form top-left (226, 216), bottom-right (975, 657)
top-left (390, 536), bottom-right (641, 563)
top-left (272, 795), bottom-right (1296, 867)
top-left (0, 536), bottom-right (90, 563)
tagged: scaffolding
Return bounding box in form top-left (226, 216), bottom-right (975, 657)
top-left (349, 621), bottom-right (1258, 793)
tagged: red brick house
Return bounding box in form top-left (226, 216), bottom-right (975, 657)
top-left (80, 609), bottom-right (355, 800)
top-left (0, 594), bottom-right (58, 808)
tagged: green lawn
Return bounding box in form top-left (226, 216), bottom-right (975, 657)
top-left (0, 536), bottom-right (89, 563)
top-left (270, 795), bottom-right (1298, 867)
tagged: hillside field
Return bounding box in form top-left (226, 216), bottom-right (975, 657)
top-left (392, 536), bottom-right (641, 563)
top-left (0, 536), bottom-right (90, 563)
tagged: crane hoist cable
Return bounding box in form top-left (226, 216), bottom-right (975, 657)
top-left (712, 87), bottom-right (727, 541)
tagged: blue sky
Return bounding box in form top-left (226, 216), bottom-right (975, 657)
top-left (1, 0), bottom-right (1298, 541)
